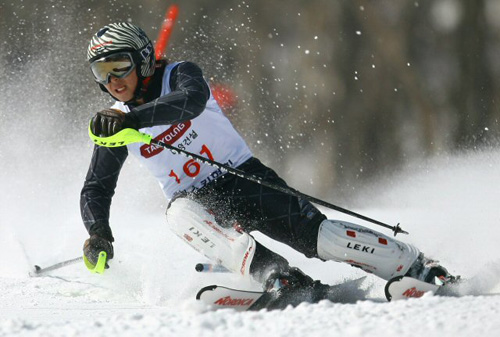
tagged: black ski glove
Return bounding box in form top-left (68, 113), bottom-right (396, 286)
top-left (83, 234), bottom-right (114, 269)
top-left (90, 108), bottom-right (139, 137)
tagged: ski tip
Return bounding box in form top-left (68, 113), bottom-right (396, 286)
top-left (384, 276), bottom-right (404, 301)
top-left (385, 276), bottom-right (442, 302)
top-left (196, 285), bottom-right (218, 300)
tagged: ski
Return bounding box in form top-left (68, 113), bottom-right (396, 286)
top-left (196, 285), bottom-right (264, 311)
top-left (196, 277), bottom-right (367, 311)
top-left (385, 276), bottom-right (441, 301)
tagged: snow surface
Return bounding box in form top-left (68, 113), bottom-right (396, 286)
top-left (1, 147), bottom-right (500, 337)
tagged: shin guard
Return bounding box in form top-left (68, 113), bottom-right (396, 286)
top-left (166, 198), bottom-right (256, 276)
top-left (317, 220), bottom-right (420, 280)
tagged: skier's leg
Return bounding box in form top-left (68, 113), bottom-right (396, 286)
top-left (192, 158), bottom-right (327, 259)
top-left (187, 157), bottom-right (454, 286)
top-left (316, 219), bottom-right (453, 283)
top-left (167, 197), bottom-right (311, 284)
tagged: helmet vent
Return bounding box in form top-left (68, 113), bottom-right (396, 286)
top-left (97, 28), bottom-right (109, 37)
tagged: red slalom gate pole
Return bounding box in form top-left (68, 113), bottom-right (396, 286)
top-left (153, 4), bottom-right (238, 111)
top-left (155, 4), bottom-right (179, 60)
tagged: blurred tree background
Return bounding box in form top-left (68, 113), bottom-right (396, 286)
top-left (1, 0), bottom-right (499, 203)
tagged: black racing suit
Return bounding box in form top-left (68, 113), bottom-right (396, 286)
top-left (81, 61), bottom-right (326, 280)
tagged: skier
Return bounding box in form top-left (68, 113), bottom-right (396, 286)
top-left (81, 22), bottom-right (455, 300)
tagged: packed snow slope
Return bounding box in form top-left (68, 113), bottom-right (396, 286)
top-left (1, 145), bottom-right (500, 337)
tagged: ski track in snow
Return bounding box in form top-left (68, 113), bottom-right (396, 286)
top-left (1, 148), bottom-right (500, 336)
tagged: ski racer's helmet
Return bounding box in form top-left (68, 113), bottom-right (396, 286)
top-left (87, 22), bottom-right (155, 99)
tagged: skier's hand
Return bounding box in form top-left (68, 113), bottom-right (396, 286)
top-left (90, 108), bottom-right (138, 137)
top-left (83, 234), bottom-right (114, 269)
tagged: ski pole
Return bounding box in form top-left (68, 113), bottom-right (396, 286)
top-left (88, 127), bottom-right (408, 236)
top-left (195, 263), bottom-right (230, 273)
top-left (31, 251), bottom-right (108, 276)
top-left (150, 138), bottom-right (408, 236)
top-left (30, 256), bottom-right (83, 276)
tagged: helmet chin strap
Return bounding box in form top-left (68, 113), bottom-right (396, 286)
top-left (126, 60), bottom-right (165, 105)
top-left (131, 76), bottom-right (152, 104)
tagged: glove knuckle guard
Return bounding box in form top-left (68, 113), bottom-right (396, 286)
top-left (92, 109), bottom-right (128, 137)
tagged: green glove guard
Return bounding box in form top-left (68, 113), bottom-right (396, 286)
top-left (88, 121), bottom-right (152, 147)
top-left (83, 251), bottom-right (108, 274)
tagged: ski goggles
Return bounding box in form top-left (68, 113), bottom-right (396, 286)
top-left (90, 52), bottom-right (136, 84)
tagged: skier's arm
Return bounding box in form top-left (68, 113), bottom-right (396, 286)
top-left (128, 61), bottom-right (211, 127)
top-left (80, 145), bottom-right (128, 242)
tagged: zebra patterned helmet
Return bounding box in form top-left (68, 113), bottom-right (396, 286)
top-left (87, 22), bottom-right (155, 79)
